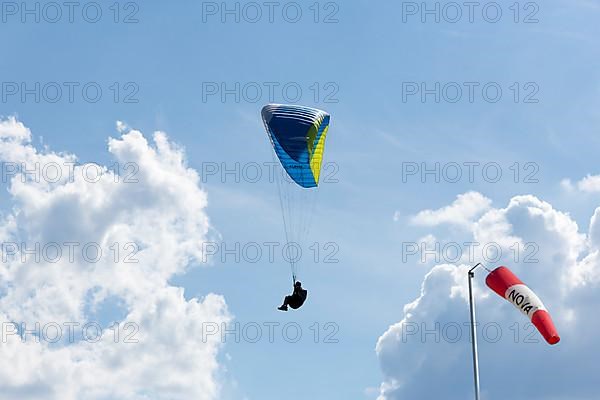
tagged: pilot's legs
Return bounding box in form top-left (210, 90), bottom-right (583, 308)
top-left (278, 296), bottom-right (293, 311)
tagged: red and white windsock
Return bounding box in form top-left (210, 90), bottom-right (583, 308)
top-left (485, 266), bottom-right (560, 345)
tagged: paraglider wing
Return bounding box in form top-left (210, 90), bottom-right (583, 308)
top-left (262, 104), bottom-right (330, 188)
top-left (485, 266), bottom-right (560, 345)
top-left (261, 104), bottom-right (332, 283)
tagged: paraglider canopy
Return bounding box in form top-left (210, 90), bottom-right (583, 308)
top-left (261, 104), bottom-right (332, 284)
top-left (262, 104), bottom-right (330, 188)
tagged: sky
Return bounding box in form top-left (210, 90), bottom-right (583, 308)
top-left (0, 1), bottom-right (600, 399)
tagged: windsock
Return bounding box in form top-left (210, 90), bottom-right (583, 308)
top-left (485, 266), bottom-right (560, 345)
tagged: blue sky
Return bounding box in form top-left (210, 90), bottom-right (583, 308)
top-left (1, 1), bottom-right (600, 399)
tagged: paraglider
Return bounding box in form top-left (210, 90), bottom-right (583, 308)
top-left (485, 266), bottom-right (560, 345)
top-left (261, 104), bottom-right (331, 311)
top-left (278, 281), bottom-right (308, 311)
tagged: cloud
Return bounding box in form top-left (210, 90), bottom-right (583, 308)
top-left (377, 192), bottom-right (599, 400)
top-left (561, 174), bottom-right (600, 193)
top-left (0, 117), bottom-right (231, 399)
top-left (410, 191), bottom-right (492, 229)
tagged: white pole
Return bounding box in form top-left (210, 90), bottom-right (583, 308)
top-left (468, 263), bottom-right (482, 400)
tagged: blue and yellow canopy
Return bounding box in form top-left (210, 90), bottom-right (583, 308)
top-left (262, 104), bottom-right (331, 188)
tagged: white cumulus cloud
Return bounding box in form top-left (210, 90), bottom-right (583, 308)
top-left (0, 117), bottom-right (231, 400)
top-left (410, 191), bottom-right (492, 229)
top-left (561, 174), bottom-right (600, 193)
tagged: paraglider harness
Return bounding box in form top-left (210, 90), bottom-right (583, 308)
top-left (286, 277), bottom-right (307, 309)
